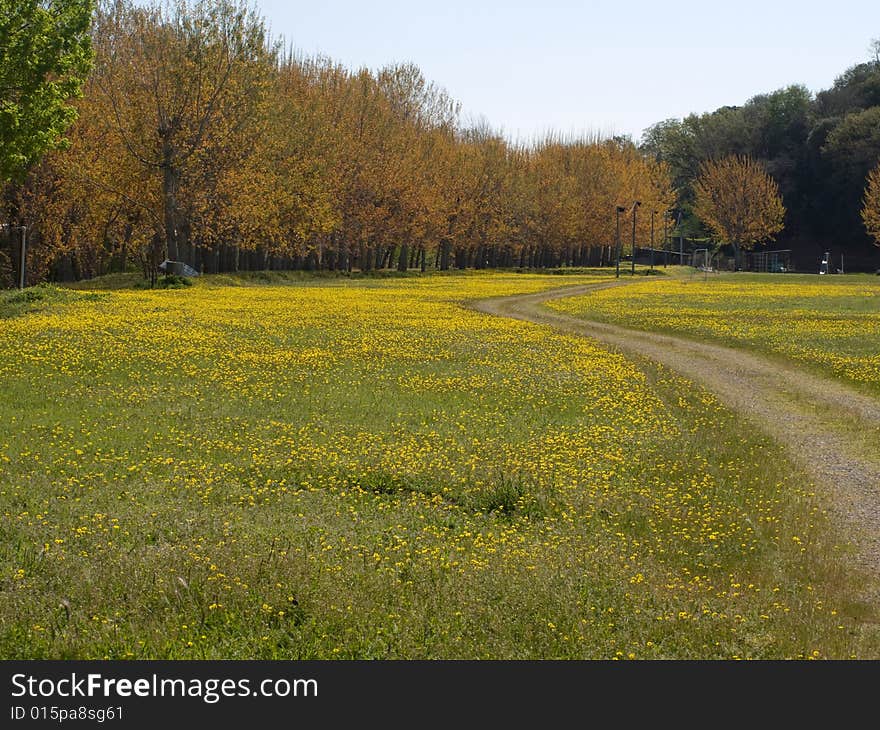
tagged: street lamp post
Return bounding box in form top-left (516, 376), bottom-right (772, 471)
top-left (678, 210), bottom-right (684, 266)
top-left (668, 208), bottom-right (684, 265)
top-left (631, 201), bottom-right (641, 276)
top-left (650, 210), bottom-right (657, 271)
top-left (663, 210), bottom-right (670, 268)
top-left (615, 205), bottom-right (625, 278)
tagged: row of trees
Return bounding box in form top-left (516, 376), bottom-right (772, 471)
top-left (3, 2), bottom-right (876, 286)
top-left (1, 0), bottom-right (674, 285)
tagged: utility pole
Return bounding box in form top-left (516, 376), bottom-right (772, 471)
top-left (677, 210), bottom-right (684, 266)
top-left (615, 206), bottom-right (625, 278)
top-left (631, 201), bottom-right (641, 276)
top-left (650, 210), bottom-right (656, 271)
top-left (663, 210), bottom-right (669, 268)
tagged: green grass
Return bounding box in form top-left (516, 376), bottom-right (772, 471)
top-left (65, 266), bottom-right (619, 292)
top-left (0, 272), bottom-right (876, 659)
top-left (0, 283), bottom-right (104, 319)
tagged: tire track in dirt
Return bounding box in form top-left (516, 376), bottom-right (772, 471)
top-left (472, 282), bottom-right (880, 587)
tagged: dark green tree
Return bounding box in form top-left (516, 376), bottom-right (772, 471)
top-left (0, 0), bottom-right (94, 182)
top-left (641, 46), bottom-right (880, 268)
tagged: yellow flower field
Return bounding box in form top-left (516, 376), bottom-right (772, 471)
top-left (548, 274), bottom-right (880, 391)
top-left (0, 273), bottom-right (875, 658)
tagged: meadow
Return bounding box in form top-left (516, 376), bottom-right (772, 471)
top-left (0, 272), bottom-right (876, 659)
top-left (548, 272), bottom-right (880, 394)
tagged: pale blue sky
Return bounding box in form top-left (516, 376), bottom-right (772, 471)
top-left (258, 1), bottom-right (876, 142)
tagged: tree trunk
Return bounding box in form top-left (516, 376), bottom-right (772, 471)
top-left (118, 223), bottom-right (132, 273)
top-left (440, 240), bottom-right (451, 271)
top-left (161, 145), bottom-right (179, 261)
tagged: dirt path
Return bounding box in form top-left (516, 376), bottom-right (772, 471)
top-left (473, 281), bottom-right (880, 585)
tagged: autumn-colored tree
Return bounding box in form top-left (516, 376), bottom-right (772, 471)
top-left (600, 139), bottom-right (674, 262)
top-left (4, 0), bottom-right (681, 284)
top-left (220, 56), bottom-right (338, 268)
top-left (463, 129), bottom-right (515, 268)
top-left (9, 113), bottom-right (152, 282)
top-left (693, 155), bottom-right (786, 269)
top-left (568, 140), bottom-right (618, 265)
top-left (91, 0), bottom-right (273, 263)
top-left (5, 63), bottom-right (158, 284)
top-left (377, 63), bottom-right (454, 272)
top-left (862, 162), bottom-right (880, 247)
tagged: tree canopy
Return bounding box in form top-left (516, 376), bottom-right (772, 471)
top-left (693, 155), bottom-right (786, 268)
top-left (0, 0), bottom-right (94, 182)
top-left (1, 0), bottom-right (674, 284)
top-left (4, 3), bottom-right (879, 283)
